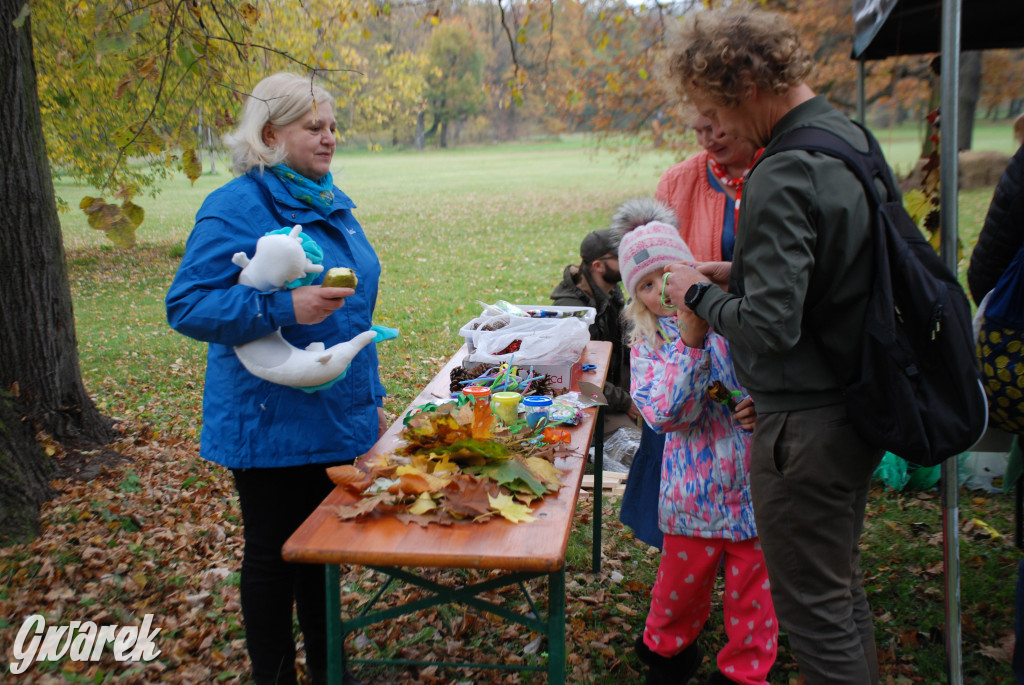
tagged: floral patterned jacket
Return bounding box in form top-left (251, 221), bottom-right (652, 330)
top-left (630, 316), bottom-right (757, 540)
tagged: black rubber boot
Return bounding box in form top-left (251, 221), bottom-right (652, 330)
top-left (634, 635), bottom-right (704, 685)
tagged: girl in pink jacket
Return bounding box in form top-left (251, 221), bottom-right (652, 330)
top-left (614, 199), bottom-right (777, 685)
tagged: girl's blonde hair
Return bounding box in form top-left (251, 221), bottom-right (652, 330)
top-left (224, 73), bottom-right (334, 175)
top-left (624, 281), bottom-right (667, 347)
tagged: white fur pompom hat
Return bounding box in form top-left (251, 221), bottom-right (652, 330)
top-left (611, 198), bottom-right (694, 298)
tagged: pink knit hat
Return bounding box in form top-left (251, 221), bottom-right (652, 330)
top-left (618, 221), bottom-right (695, 298)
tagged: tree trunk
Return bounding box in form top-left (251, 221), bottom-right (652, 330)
top-left (0, 391), bottom-right (54, 543)
top-left (424, 116), bottom-right (440, 142)
top-left (0, 0), bottom-right (117, 542)
top-left (415, 109), bottom-right (425, 150)
top-left (958, 51), bottom-right (982, 151)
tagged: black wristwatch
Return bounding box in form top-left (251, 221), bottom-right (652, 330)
top-left (684, 282), bottom-right (713, 310)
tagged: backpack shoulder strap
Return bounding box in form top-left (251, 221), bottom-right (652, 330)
top-left (756, 122), bottom-right (899, 207)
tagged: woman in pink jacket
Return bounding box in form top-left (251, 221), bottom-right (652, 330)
top-left (656, 114), bottom-right (762, 262)
top-left (615, 200), bottom-right (777, 685)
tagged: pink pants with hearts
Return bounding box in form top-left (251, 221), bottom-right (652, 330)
top-left (642, 534), bottom-right (777, 685)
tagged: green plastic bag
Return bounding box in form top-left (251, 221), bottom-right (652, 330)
top-left (874, 452), bottom-right (909, 490)
top-left (874, 452), bottom-right (942, 491)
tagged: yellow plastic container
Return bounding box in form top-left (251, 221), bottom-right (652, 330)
top-left (491, 391), bottom-right (522, 425)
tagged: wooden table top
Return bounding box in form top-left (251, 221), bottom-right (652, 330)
top-left (282, 341), bottom-right (612, 573)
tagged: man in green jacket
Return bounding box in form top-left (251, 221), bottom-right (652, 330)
top-left (551, 229), bottom-right (638, 428)
top-left (662, 9), bottom-right (886, 685)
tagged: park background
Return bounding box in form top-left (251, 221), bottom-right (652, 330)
top-left (3, 0), bottom-right (1024, 682)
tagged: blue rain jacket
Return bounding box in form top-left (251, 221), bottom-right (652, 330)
top-left (166, 170), bottom-right (385, 469)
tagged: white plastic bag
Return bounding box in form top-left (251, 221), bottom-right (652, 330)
top-left (467, 316), bottom-right (590, 364)
top-left (474, 300), bottom-right (596, 325)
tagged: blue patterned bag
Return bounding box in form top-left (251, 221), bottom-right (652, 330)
top-left (977, 244), bottom-right (1024, 435)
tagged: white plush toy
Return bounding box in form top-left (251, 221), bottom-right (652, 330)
top-left (232, 224), bottom-right (323, 291)
top-left (232, 225), bottom-right (378, 389)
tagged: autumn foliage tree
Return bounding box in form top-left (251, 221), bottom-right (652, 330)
top-left (30, 0), bottom-right (255, 247)
top-left (980, 49), bottom-right (1024, 119)
top-left (0, 0), bottom-right (378, 542)
top-left (422, 20), bottom-right (485, 148)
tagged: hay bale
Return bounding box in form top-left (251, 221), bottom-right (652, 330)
top-left (900, 150), bottom-right (1010, 192)
top-left (958, 150), bottom-right (1011, 189)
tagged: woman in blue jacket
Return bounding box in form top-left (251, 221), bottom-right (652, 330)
top-left (166, 72), bottom-right (383, 685)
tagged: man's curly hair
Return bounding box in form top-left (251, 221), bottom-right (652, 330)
top-left (667, 9), bottom-right (813, 108)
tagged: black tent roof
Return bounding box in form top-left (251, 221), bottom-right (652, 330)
top-left (853, 0), bottom-right (1024, 60)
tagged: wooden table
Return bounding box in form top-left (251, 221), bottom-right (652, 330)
top-left (282, 341), bottom-right (611, 684)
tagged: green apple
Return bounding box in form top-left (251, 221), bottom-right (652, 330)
top-left (322, 267), bottom-right (358, 289)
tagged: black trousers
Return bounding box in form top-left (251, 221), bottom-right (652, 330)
top-left (233, 462), bottom-right (340, 685)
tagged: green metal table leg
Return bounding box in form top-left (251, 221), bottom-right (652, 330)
top-left (548, 568), bottom-right (566, 684)
top-left (325, 564), bottom-right (344, 685)
top-left (592, 406), bottom-right (605, 573)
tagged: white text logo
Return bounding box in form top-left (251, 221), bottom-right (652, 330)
top-left (9, 614), bottom-right (161, 675)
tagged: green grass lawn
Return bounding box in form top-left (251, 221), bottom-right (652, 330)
top-left (61, 139), bottom-right (686, 430)
top-left (55, 131), bottom-right (1024, 683)
top-left (60, 128), bottom-right (1006, 428)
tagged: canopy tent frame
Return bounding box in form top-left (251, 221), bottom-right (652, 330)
top-left (936, 4), bottom-right (963, 680)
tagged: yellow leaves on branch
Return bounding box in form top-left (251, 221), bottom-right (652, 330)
top-left (79, 197), bottom-right (144, 248)
top-left (181, 148), bottom-right (202, 184)
top-left (113, 55), bottom-right (161, 99)
top-left (112, 121), bottom-right (163, 155)
top-left (238, 2), bottom-right (261, 25)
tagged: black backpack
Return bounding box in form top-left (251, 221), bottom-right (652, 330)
top-left (759, 124), bottom-right (987, 466)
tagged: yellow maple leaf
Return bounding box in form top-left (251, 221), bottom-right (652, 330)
top-left (395, 464), bottom-right (451, 491)
top-left (488, 493), bottom-right (536, 523)
top-left (407, 492), bottom-right (437, 515)
top-left (408, 454), bottom-right (434, 472)
top-left (903, 189), bottom-right (933, 225)
top-left (431, 454), bottom-right (460, 474)
top-left (524, 457), bottom-right (563, 491)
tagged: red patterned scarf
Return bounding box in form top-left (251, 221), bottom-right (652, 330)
top-left (707, 148), bottom-right (764, 224)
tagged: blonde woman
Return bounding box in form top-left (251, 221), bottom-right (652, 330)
top-left (167, 73), bottom-right (381, 685)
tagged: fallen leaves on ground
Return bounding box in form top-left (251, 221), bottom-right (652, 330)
top-left (0, 421), bottom-right (649, 684)
top-left (0, 423), bottom-right (249, 683)
top-left (2, 422), bottom-right (1022, 683)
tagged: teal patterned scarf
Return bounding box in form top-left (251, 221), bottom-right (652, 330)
top-left (268, 164), bottom-right (335, 216)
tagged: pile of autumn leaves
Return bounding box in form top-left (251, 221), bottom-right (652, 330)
top-left (327, 401), bottom-right (567, 526)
